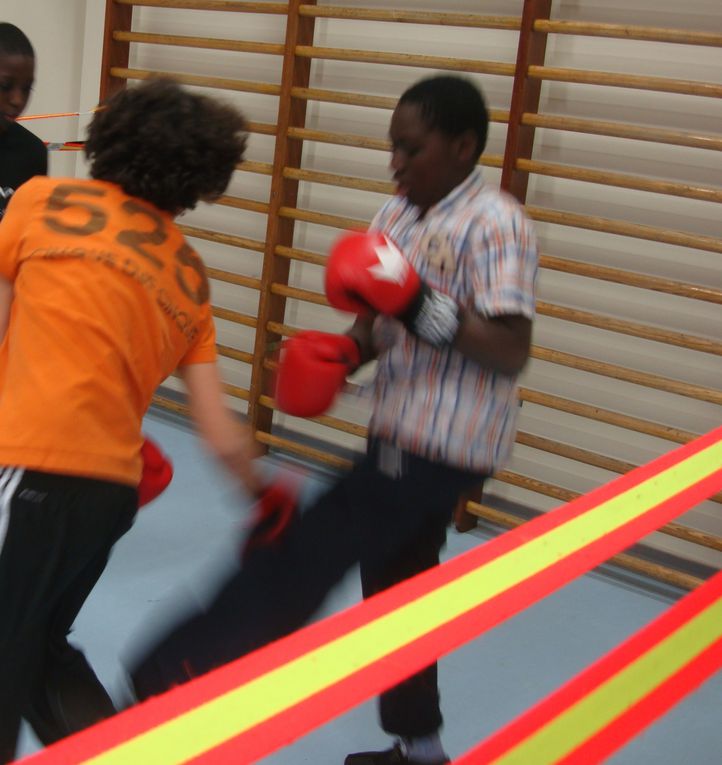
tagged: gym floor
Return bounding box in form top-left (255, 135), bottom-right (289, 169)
top-left (15, 409), bottom-right (722, 763)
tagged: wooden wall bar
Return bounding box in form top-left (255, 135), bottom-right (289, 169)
top-left (99, 0), bottom-right (722, 585)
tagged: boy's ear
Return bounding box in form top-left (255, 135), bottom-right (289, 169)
top-left (455, 128), bottom-right (479, 164)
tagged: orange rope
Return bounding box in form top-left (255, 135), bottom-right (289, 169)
top-left (18, 107), bottom-right (98, 121)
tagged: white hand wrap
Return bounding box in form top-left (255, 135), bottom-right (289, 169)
top-left (403, 283), bottom-right (460, 348)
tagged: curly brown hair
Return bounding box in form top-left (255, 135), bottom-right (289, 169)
top-left (84, 78), bottom-right (248, 213)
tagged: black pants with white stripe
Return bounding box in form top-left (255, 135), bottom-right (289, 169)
top-left (0, 468), bottom-right (136, 763)
top-left (131, 439), bottom-right (484, 740)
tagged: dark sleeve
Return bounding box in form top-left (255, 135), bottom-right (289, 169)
top-left (37, 144), bottom-right (48, 176)
top-left (31, 136), bottom-right (48, 176)
top-left (21, 128), bottom-right (48, 179)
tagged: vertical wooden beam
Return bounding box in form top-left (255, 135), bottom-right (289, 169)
top-left (249, 0), bottom-right (317, 442)
top-left (455, 0), bottom-right (552, 533)
top-left (99, 0), bottom-right (133, 101)
top-left (500, 0), bottom-right (552, 203)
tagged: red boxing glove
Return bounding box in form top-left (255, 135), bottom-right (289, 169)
top-left (241, 479), bottom-right (299, 559)
top-left (325, 229), bottom-right (420, 316)
top-left (275, 330), bottom-right (361, 417)
top-left (137, 437), bottom-right (173, 507)
top-left (325, 229), bottom-right (460, 348)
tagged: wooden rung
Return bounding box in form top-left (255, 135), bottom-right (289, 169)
top-left (495, 469), bottom-right (575, 502)
top-left (291, 86), bottom-right (398, 110)
top-left (534, 19), bottom-right (722, 47)
top-left (212, 306), bottom-right (257, 328)
top-left (109, 66), bottom-right (282, 95)
top-left (518, 387), bottom-right (698, 445)
top-left (531, 345), bottom-right (722, 405)
top-left (540, 254), bottom-right (722, 305)
top-left (295, 45), bottom-right (516, 77)
top-left (258, 394), bottom-right (367, 438)
top-left (608, 551), bottom-right (704, 590)
top-left (265, 320), bottom-right (296, 337)
top-left (216, 195), bottom-right (270, 215)
top-left (288, 114), bottom-right (509, 151)
top-left (152, 394), bottom-right (190, 417)
top-left (528, 64), bottom-right (722, 99)
top-left (298, 6), bottom-right (521, 31)
top-left (536, 300), bottom-right (722, 356)
top-left (664, 522), bottom-right (722, 551)
top-left (284, 167), bottom-right (393, 195)
top-left (222, 382), bottom-right (250, 401)
top-left (526, 206), bottom-right (722, 255)
top-left (256, 430), bottom-right (352, 470)
top-left (288, 126), bottom-right (389, 152)
top-left (178, 224), bottom-right (265, 253)
top-left (206, 267), bottom-right (262, 291)
top-left (115, 0), bottom-right (287, 13)
top-left (217, 344), bottom-right (254, 365)
top-left (522, 113), bottom-right (722, 152)
top-left (237, 160), bottom-right (274, 176)
top-left (515, 430), bottom-right (722, 506)
top-left (278, 206), bottom-right (367, 231)
top-left (274, 244), bottom-right (325, 267)
top-left (113, 30), bottom-right (285, 55)
top-left (285, 156), bottom-right (504, 193)
top-left (466, 502), bottom-right (704, 591)
top-left (516, 430), bottom-right (634, 475)
top-left (270, 283), bottom-right (327, 306)
top-left (246, 121), bottom-right (277, 136)
top-left (490, 473), bottom-right (722, 546)
top-left (517, 158), bottom-right (722, 204)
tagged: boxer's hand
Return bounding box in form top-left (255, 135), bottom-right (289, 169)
top-left (241, 478), bottom-right (299, 559)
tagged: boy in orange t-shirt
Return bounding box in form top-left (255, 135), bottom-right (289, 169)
top-left (0, 79), bottom-right (266, 761)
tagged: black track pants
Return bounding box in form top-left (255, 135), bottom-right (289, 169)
top-left (131, 440), bottom-right (483, 739)
top-left (0, 468), bottom-right (136, 763)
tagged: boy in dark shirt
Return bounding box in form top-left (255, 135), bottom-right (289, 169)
top-left (0, 22), bottom-right (47, 220)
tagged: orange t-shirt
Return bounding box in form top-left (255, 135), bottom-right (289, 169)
top-left (0, 176), bottom-right (217, 485)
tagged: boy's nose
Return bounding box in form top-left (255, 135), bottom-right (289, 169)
top-left (390, 150), bottom-right (404, 172)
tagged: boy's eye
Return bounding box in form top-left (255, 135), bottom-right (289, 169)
top-left (391, 142), bottom-right (421, 158)
top-left (0, 81), bottom-right (33, 95)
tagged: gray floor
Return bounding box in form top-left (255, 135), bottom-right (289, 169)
top-left (15, 410), bottom-right (722, 763)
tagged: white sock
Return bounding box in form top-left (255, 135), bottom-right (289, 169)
top-left (401, 733), bottom-right (447, 763)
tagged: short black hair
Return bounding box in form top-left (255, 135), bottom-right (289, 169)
top-left (398, 75), bottom-right (489, 160)
top-left (0, 22), bottom-right (35, 58)
top-left (84, 78), bottom-right (248, 213)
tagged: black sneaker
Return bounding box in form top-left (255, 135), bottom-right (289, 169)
top-left (344, 743), bottom-right (449, 765)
